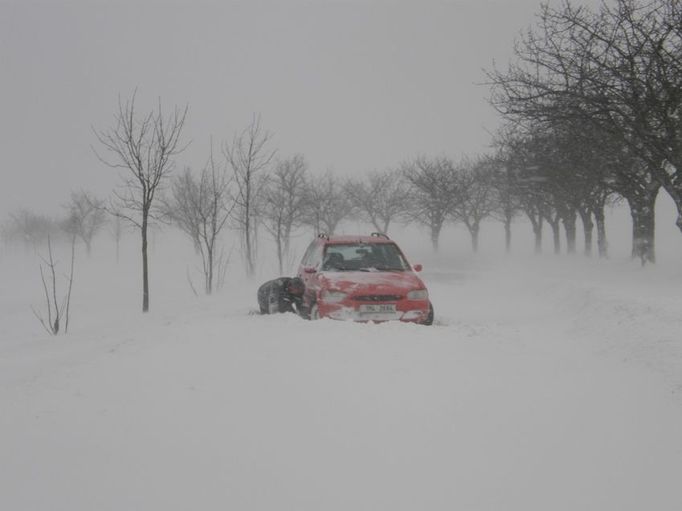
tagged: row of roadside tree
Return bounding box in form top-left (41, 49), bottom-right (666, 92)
top-left (1, 137), bottom-right (631, 306)
top-left (486, 0), bottom-right (682, 264)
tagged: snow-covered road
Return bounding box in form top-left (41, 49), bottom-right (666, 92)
top-left (2, 257), bottom-right (682, 510)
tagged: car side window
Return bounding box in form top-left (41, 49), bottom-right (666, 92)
top-left (307, 243), bottom-right (324, 269)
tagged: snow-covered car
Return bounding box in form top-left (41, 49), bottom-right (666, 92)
top-left (296, 233), bottom-right (433, 324)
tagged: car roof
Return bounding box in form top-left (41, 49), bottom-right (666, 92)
top-left (323, 235), bottom-right (394, 245)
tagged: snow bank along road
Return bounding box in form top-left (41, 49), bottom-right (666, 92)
top-left (1, 260), bottom-right (682, 510)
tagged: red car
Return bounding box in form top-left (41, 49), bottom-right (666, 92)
top-left (296, 233), bottom-right (433, 324)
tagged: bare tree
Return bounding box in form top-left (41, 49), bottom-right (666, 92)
top-left (520, 188), bottom-right (545, 255)
top-left (542, 205), bottom-right (563, 255)
top-left (490, 163), bottom-right (521, 254)
top-left (496, 128), bottom-right (554, 255)
top-left (31, 235), bottom-right (75, 335)
top-left (402, 156), bottom-right (460, 251)
top-left (261, 154), bottom-right (308, 274)
top-left (302, 171), bottom-right (354, 235)
top-left (62, 190), bottom-right (106, 255)
top-left (450, 158), bottom-right (498, 253)
top-left (166, 148), bottom-right (234, 294)
top-left (2, 209), bottom-right (63, 250)
top-left (495, 116), bottom-right (626, 258)
top-left (345, 168), bottom-right (410, 234)
top-left (107, 209), bottom-right (124, 264)
top-left (487, 0), bottom-right (682, 258)
top-left (224, 115), bottom-right (276, 277)
top-left (93, 91), bottom-right (188, 312)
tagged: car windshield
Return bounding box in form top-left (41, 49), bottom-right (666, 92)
top-left (321, 243), bottom-right (410, 272)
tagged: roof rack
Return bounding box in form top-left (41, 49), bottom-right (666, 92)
top-left (317, 233), bottom-right (329, 240)
top-left (370, 232), bottom-right (390, 239)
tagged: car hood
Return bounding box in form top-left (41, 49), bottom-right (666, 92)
top-left (318, 270), bottom-right (426, 296)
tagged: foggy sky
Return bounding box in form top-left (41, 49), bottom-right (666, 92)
top-left (0, 0), bottom-right (598, 219)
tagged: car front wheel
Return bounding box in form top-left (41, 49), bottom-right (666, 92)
top-left (421, 301), bottom-right (434, 326)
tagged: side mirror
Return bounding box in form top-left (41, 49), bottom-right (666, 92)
top-left (304, 266), bottom-right (317, 274)
top-left (413, 264), bottom-right (423, 272)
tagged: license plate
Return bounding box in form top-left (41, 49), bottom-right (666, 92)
top-left (359, 304), bottom-right (396, 313)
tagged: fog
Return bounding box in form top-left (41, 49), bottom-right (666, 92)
top-left (3, 2), bottom-right (682, 509)
top-left (1, 0), bottom-right (596, 218)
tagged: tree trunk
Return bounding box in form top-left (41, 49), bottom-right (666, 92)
top-left (562, 209), bottom-right (577, 254)
top-left (578, 208), bottom-right (594, 257)
top-left (276, 233), bottom-right (283, 276)
top-left (207, 246), bottom-right (214, 295)
top-left (504, 218), bottom-right (512, 254)
top-left (533, 221), bottom-right (543, 254)
top-left (141, 211), bottom-right (149, 313)
top-left (245, 225), bottom-right (253, 277)
top-left (430, 222), bottom-right (442, 252)
top-left (244, 177), bottom-right (255, 277)
top-left (525, 210), bottom-right (543, 254)
top-left (547, 220), bottom-right (561, 255)
top-left (382, 219), bottom-right (391, 235)
top-left (656, 171), bottom-right (682, 236)
top-left (470, 225), bottom-right (480, 253)
top-left (283, 225), bottom-right (292, 257)
top-left (593, 206), bottom-right (608, 259)
top-left (628, 192), bottom-right (657, 264)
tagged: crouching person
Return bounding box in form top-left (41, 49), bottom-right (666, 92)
top-left (257, 277), bottom-right (304, 314)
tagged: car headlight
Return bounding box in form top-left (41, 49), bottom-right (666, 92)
top-left (407, 289), bottom-right (428, 300)
top-left (320, 290), bottom-right (348, 303)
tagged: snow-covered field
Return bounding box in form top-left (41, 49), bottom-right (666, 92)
top-left (2, 218), bottom-right (682, 510)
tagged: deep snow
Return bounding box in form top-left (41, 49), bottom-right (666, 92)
top-left (1, 222), bottom-right (682, 510)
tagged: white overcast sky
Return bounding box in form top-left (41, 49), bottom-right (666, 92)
top-left (0, 0), bottom-right (599, 218)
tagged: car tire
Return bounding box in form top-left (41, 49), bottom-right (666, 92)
top-left (309, 303), bottom-right (320, 321)
top-left (421, 301), bottom-right (434, 326)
